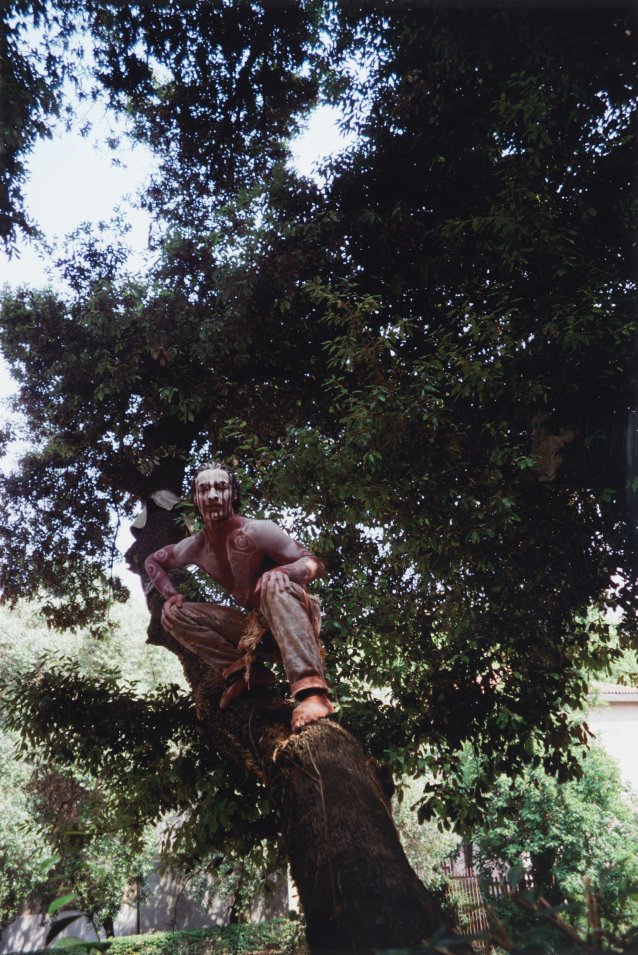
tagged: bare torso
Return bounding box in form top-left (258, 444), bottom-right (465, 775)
top-left (146, 515), bottom-right (322, 609)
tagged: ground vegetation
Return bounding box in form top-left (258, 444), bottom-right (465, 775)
top-left (8, 918), bottom-right (304, 955)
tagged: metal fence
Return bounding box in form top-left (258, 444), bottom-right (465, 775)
top-left (442, 864), bottom-right (535, 954)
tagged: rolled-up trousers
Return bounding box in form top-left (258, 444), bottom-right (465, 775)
top-left (169, 580), bottom-right (328, 698)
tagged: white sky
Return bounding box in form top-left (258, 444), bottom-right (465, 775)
top-left (0, 103), bottom-right (352, 401)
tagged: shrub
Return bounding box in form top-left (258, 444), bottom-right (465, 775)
top-left (6, 918), bottom-right (305, 955)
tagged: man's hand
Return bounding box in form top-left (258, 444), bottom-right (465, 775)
top-left (253, 568), bottom-right (291, 602)
top-left (161, 593), bottom-right (185, 632)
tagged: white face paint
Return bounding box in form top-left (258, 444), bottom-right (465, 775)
top-left (195, 468), bottom-right (235, 524)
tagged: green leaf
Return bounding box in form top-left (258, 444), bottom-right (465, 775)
top-left (48, 893), bottom-right (79, 915)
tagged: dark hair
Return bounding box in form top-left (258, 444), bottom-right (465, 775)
top-left (192, 461), bottom-right (241, 512)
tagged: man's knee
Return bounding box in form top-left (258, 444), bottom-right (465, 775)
top-left (171, 601), bottom-right (207, 625)
top-left (259, 584), bottom-right (304, 624)
top-left (171, 601), bottom-right (245, 640)
top-left (169, 601), bottom-right (194, 625)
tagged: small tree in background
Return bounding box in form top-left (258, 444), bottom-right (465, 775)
top-left (0, 732), bottom-right (54, 932)
top-left (468, 744), bottom-right (638, 946)
top-left (393, 781), bottom-right (460, 892)
top-left (0, 602), bottom-right (168, 937)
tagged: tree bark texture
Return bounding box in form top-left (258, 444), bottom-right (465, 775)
top-left (128, 506), bottom-right (465, 953)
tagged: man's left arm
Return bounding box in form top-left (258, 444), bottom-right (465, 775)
top-left (253, 521), bottom-right (325, 595)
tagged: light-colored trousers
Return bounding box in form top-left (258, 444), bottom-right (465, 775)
top-left (169, 580), bottom-right (328, 698)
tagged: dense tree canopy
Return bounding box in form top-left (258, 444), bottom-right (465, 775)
top-left (1, 0), bottom-right (321, 250)
top-left (1, 0), bottom-right (636, 894)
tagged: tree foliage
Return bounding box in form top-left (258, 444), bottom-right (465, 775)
top-left (0, 729), bottom-right (54, 931)
top-left (1, 0), bottom-right (322, 250)
top-left (0, 600), bottom-right (294, 938)
top-left (0, 603), bottom-right (170, 934)
top-left (0, 0), bottom-right (636, 841)
top-left (0, 601), bottom-right (276, 865)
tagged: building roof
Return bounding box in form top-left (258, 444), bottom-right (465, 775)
top-left (591, 682), bottom-right (638, 702)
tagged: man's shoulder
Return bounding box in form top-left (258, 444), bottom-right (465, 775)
top-left (241, 517), bottom-right (285, 541)
top-left (173, 530), bottom-right (205, 558)
top-left (241, 517), bottom-right (276, 533)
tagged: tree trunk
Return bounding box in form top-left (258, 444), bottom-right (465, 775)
top-left (530, 848), bottom-right (561, 906)
top-left (129, 506), bottom-right (466, 953)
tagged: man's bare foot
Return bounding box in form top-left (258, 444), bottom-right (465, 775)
top-left (292, 692), bottom-right (335, 732)
top-left (219, 667), bottom-right (275, 710)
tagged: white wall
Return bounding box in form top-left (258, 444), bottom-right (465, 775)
top-left (587, 701), bottom-right (638, 792)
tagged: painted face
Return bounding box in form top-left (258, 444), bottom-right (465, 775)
top-left (195, 468), bottom-right (235, 523)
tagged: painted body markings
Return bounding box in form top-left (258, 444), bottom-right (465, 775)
top-left (146, 518), bottom-right (313, 609)
top-left (145, 545), bottom-right (180, 599)
top-left (194, 468), bottom-right (235, 523)
top-left (226, 529), bottom-right (256, 606)
top-left (153, 548), bottom-right (169, 564)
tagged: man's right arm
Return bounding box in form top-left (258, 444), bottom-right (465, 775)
top-left (145, 540), bottom-right (194, 600)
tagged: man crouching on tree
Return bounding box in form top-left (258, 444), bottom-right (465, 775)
top-left (145, 461), bottom-right (334, 731)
